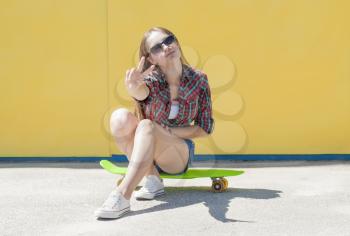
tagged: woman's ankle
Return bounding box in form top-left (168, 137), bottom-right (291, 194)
top-left (144, 165), bottom-right (160, 178)
top-left (116, 187), bottom-right (131, 200)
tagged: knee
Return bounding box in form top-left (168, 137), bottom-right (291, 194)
top-left (135, 119), bottom-right (155, 136)
top-left (109, 108), bottom-right (137, 137)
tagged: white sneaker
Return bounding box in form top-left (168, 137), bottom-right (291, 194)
top-left (135, 175), bottom-right (165, 200)
top-left (94, 190), bottom-right (130, 219)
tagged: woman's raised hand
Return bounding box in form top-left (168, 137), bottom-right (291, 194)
top-left (125, 56), bottom-right (155, 92)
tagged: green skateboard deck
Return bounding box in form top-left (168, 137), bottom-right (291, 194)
top-left (100, 160), bottom-right (244, 179)
top-left (100, 160), bottom-right (244, 192)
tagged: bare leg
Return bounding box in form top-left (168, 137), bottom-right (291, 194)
top-left (116, 119), bottom-right (155, 200)
top-left (110, 109), bottom-right (160, 180)
top-left (109, 109), bottom-right (188, 200)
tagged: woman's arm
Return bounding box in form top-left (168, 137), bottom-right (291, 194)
top-left (193, 73), bottom-right (215, 135)
top-left (129, 84), bottom-right (150, 101)
top-left (166, 125), bottom-right (208, 139)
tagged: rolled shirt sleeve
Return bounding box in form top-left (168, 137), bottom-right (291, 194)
top-left (194, 74), bottom-right (215, 135)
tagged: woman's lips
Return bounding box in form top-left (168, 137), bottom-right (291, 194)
top-left (166, 50), bottom-right (175, 56)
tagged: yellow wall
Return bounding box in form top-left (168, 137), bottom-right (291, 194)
top-left (0, 0), bottom-right (110, 157)
top-left (1, 0), bottom-right (350, 158)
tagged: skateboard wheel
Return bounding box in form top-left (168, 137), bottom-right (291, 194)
top-left (222, 178), bottom-right (228, 190)
top-left (211, 179), bottom-right (224, 193)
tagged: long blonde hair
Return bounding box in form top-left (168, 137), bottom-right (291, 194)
top-left (133, 27), bottom-right (191, 120)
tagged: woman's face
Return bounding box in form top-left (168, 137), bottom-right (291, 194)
top-left (146, 31), bottom-right (181, 68)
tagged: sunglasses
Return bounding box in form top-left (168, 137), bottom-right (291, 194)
top-left (149, 35), bottom-right (176, 55)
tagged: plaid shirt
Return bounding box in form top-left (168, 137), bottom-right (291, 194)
top-left (133, 64), bottom-right (215, 135)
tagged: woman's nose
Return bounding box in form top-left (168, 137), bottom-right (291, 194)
top-left (162, 44), bottom-right (170, 50)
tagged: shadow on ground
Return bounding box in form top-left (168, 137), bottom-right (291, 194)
top-left (97, 187), bottom-right (282, 223)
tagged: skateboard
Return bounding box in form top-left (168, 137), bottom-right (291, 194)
top-left (99, 160), bottom-right (244, 192)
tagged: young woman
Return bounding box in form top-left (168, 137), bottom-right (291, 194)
top-left (95, 27), bottom-right (215, 219)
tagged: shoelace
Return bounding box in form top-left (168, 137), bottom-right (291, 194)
top-left (102, 191), bottom-right (121, 209)
top-left (142, 176), bottom-right (162, 192)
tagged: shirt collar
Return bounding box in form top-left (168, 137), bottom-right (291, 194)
top-left (182, 64), bottom-right (194, 79)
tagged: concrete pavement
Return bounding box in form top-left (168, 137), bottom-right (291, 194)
top-left (0, 161), bottom-right (349, 236)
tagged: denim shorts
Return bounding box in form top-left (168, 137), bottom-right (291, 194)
top-left (154, 139), bottom-right (195, 175)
